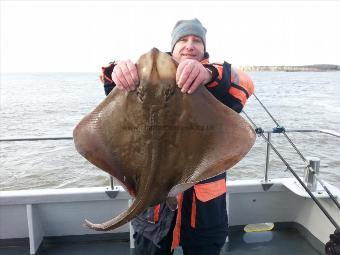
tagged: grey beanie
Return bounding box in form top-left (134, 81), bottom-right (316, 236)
top-left (171, 18), bottom-right (207, 52)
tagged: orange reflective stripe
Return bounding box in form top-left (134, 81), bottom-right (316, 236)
top-left (191, 191), bottom-right (196, 228)
top-left (201, 59), bottom-right (209, 64)
top-left (229, 86), bottom-right (247, 106)
top-left (153, 204), bottom-right (160, 223)
top-left (206, 80), bottom-right (219, 88)
top-left (236, 69), bottom-right (254, 96)
top-left (230, 68), bottom-right (254, 106)
top-left (171, 193), bottom-right (183, 250)
top-left (194, 179), bottom-right (227, 202)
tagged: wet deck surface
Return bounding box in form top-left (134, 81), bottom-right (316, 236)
top-left (0, 227), bottom-right (323, 255)
top-left (224, 227), bottom-right (322, 255)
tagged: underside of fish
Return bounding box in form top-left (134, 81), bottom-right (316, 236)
top-left (73, 48), bottom-right (256, 231)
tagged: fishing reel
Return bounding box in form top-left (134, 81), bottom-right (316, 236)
top-left (325, 230), bottom-right (340, 255)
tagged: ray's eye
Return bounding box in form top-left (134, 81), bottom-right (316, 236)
top-left (136, 87), bottom-right (145, 102)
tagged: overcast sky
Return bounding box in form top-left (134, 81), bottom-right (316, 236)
top-left (1, 1), bottom-right (340, 72)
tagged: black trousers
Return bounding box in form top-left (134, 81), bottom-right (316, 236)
top-left (181, 242), bottom-right (225, 255)
top-left (133, 231), bottom-right (174, 255)
top-left (133, 173), bottom-right (227, 255)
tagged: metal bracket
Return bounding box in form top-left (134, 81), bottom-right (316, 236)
top-left (105, 190), bottom-right (119, 199)
top-left (262, 183), bottom-right (274, 191)
top-left (272, 126), bottom-right (285, 133)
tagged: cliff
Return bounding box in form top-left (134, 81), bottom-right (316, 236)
top-left (239, 64), bottom-right (340, 72)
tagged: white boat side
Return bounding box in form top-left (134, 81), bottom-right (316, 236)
top-left (1, 178), bottom-right (339, 254)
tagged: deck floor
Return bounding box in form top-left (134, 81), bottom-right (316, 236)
top-left (0, 227), bottom-right (323, 255)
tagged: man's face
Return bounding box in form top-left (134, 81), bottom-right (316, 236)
top-left (172, 35), bottom-right (205, 63)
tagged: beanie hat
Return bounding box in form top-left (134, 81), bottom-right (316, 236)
top-left (171, 18), bottom-right (207, 52)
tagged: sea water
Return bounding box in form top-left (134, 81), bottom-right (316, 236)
top-left (1, 72), bottom-right (339, 190)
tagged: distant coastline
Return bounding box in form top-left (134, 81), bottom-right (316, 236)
top-left (239, 64), bottom-right (340, 72)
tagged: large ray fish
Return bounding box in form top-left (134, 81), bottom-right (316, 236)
top-left (73, 48), bottom-right (256, 231)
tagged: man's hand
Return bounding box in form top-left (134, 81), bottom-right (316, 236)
top-left (176, 59), bottom-right (212, 94)
top-left (112, 60), bottom-right (139, 91)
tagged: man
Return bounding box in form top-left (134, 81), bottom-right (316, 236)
top-left (100, 18), bottom-right (254, 255)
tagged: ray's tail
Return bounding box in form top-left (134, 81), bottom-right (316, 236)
top-left (84, 195), bottom-right (148, 231)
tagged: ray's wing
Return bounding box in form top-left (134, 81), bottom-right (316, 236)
top-left (73, 88), bottom-right (142, 197)
top-left (73, 48), bottom-right (256, 232)
top-left (168, 86), bottom-right (256, 197)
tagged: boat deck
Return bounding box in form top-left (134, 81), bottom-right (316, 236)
top-left (1, 225), bottom-right (323, 255)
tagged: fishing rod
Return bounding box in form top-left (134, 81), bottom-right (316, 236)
top-left (243, 93), bottom-right (340, 255)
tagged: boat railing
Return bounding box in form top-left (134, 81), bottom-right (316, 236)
top-left (1, 128), bottom-right (339, 189)
top-left (261, 129), bottom-right (340, 183)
